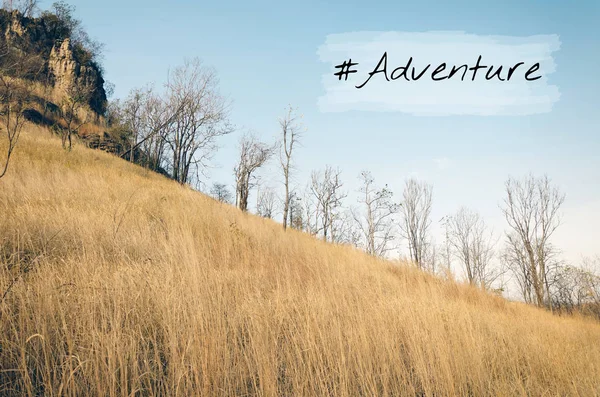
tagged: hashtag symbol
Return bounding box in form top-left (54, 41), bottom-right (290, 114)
top-left (334, 59), bottom-right (358, 81)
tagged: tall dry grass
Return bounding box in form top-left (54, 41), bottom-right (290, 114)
top-left (0, 128), bottom-right (599, 396)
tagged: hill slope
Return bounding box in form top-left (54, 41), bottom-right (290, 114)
top-left (1, 130), bottom-right (600, 396)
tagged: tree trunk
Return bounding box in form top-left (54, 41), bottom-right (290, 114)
top-left (282, 175), bottom-right (289, 230)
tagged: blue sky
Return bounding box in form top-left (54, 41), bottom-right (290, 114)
top-left (54, 0), bottom-right (599, 270)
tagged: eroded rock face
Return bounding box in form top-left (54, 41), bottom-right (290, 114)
top-left (1, 9), bottom-right (107, 117)
top-left (49, 38), bottom-right (76, 92)
top-left (48, 38), bottom-right (107, 118)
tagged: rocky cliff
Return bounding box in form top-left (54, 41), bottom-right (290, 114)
top-left (48, 37), bottom-right (107, 116)
top-left (0, 9), bottom-right (107, 117)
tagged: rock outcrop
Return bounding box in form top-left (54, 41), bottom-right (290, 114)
top-left (48, 38), bottom-right (107, 117)
top-left (0, 9), bottom-right (107, 117)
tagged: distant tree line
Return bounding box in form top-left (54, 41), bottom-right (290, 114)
top-left (106, 59), bottom-right (600, 316)
top-left (107, 59), bottom-right (232, 185)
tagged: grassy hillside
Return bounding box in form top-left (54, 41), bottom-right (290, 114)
top-left (1, 129), bottom-right (600, 396)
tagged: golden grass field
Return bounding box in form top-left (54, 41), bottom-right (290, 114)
top-left (1, 128), bottom-right (600, 396)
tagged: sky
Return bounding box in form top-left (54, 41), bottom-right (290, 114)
top-left (47, 0), bottom-right (600, 279)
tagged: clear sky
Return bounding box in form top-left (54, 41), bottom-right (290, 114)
top-left (54, 0), bottom-right (599, 272)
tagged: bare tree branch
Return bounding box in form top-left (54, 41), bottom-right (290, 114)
top-left (234, 133), bottom-right (273, 212)
top-left (279, 105), bottom-right (303, 230)
top-left (352, 170), bottom-right (398, 257)
top-left (445, 207), bottom-right (500, 289)
top-left (58, 81), bottom-right (94, 151)
top-left (0, 40), bottom-right (43, 179)
top-left (310, 166), bottom-right (347, 242)
top-left (210, 182), bottom-right (233, 204)
top-left (500, 174), bottom-right (565, 308)
top-left (399, 178), bottom-right (433, 269)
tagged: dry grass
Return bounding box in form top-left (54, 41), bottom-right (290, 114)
top-left (0, 128), bottom-right (599, 396)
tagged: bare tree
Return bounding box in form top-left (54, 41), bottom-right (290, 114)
top-left (552, 264), bottom-right (600, 312)
top-left (209, 182), bottom-right (233, 204)
top-left (551, 257), bottom-right (600, 316)
top-left (445, 207), bottom-right (499, 288)
top-left (501, 174), bottom-right (565, 308)
top-left (279, 105), bottom-right (303, 230)
top-left (121, 89), bottom-right (180, 174)
top-left (122, 86), bottom-right (152, 162)
top-left (0, 41), bottom-right (42, 179)
top-left (2, 0), bottom-right (39, 16)
top-left (256, 184), bottom-right (279, 219)
top-left (352, 170), bottom-right (399, 257)
top-left (234, 133), bottom-right (273, 212)
top-left (422, 240), bottom-right (440, 274)
top-left (287, 190), bottom-right (304, 230)
top-left (119, 89), bottom-right (169, 170)
top-left (502, 233), bottom-right (533, 304)
top-left (139, 92), bottom-right (172, 172)
top-left (119, 60), bottom-right (231, 182)
top-left (439, 216), bottom-right (454, 278)
top-left (20, 0), bottom-right (38, 17)
top-left (330, 209), bottom-right (358, 245)
top-left (399, 178), bottom-right (433, 269)
top-left (502, 239), bottom-right (562, 305)
top-left (300, 184), bottom-right (319, 235)
top-left (164, 59), bottom-right (232, 185)
top-left (310, 166), bottom-right (346, 242)
top-left (58, 82), bottom-right (94, 151)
